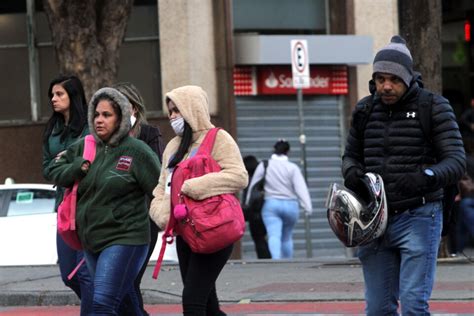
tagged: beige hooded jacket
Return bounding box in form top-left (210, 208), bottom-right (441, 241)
top-left (149, 85), bottom-right (248, 229)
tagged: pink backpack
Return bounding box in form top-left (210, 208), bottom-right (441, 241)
top-left (57, 135), bottom-right (97, 251)
top-left (152, 128), bottom-right (245, 279)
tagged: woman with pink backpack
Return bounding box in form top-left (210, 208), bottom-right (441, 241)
top-left (149, 85), bottom-right (248, 315)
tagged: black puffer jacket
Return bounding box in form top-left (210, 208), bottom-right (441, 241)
top-left (342, 76), bottom-right (465, 212)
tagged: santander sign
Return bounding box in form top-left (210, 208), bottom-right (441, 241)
top-left (257, 66), bottom-right (347, 95)
top-left (265, 71), bottom-right (329, 89)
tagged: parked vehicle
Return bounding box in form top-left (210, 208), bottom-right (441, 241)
top-left (0, 184), bottom-right (57, 265)
top-left (0, 183), bottom-right (177, 266)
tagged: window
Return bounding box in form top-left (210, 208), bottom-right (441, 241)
top-left (0, 189), bottom-right (56, 216)
top-left (0, 1), bottom-right (162, 123)
top-left (233, 0), bottom-right (326, 34)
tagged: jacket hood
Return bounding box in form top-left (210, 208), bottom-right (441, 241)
top-left (165, 85), bottom-right (214, 133)
top-left (88, 87), bottom-right (131, 146)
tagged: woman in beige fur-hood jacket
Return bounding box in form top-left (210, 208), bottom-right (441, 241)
top-left (149, 85), bottom-right (247, 315)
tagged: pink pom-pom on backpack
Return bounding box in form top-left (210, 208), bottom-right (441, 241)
top-left (173, 203), bottom-right (187, 220)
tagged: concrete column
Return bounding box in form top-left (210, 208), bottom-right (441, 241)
top-left (158, 0), bottom-right (218, 114)
top-left (353, 0), bottom-right (399, 101)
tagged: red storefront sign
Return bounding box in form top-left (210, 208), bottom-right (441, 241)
top-left (257, 66), bottom-right (348, 95)
top-left (233, 67), bottom-right (257, 95)
top-left (233, 66), bottom-right (348, 96)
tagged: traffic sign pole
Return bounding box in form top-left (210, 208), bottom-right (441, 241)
top-left (291, 39), bottom-right (312, 258)
top-left (297, 87), bottom-right (313, 258)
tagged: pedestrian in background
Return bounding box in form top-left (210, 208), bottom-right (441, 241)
top-left (113, 82), bottom-right (165, 316)
top-left (246, 139), bottom-right (312, 259)
top-left (42, 75), bottom-right (92, 315)
top-left (460, 98), bottom-right (474, 154)
top-left (242, 155), bottom-right (271, 259)
top-left (49, 87), bottom-right (161, 315)
top-left (342, 35), bottom-right (465, 315)
top-left (114, 82), bottom-right (165, 163)
top-left (149, 85), bottom-right (248, 315)
top-left (455, 155), bottom-right (474, 254)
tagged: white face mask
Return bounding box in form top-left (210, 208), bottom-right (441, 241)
top-left (170, 117), bottom-right (185, 136)
top-left (130, 114), bottom-right (137, 128)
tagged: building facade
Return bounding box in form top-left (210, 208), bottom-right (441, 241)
top-left (1, 0), bottom-right (464, 258)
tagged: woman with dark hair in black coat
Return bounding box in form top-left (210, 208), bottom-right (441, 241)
top-left (42, 75), bottom-right (92, 315)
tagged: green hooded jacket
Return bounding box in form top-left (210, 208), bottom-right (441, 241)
top-left (48, 87), bottom-right (161, 253)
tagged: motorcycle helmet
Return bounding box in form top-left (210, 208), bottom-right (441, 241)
top-left (326, 172), bottom-right (388, 247)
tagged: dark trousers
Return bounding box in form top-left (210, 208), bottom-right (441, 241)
top-left (120, 218), bottom-right (160, 316)
top-left (248, 213), bottom-right (271, 259)
top-left (176, 235), bottom-right (232, 316)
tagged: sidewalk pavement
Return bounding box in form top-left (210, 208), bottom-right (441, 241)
top-left (0, 252), bottom-right (473, 308)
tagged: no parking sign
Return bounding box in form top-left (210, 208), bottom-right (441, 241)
top-left (290, 39), bottom-right (310, 89)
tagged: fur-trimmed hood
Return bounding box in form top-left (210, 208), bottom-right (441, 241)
top-left (165, 85), bottom-right (215, 134)
top-left (88, 87), bottom-right (131, 146)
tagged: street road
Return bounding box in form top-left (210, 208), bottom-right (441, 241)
top-left (0, 300), bottom-right (473, 315)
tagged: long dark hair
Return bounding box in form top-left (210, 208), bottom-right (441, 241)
top-left (167, 121), bottom-right (193, 168)
top-left (42, 75), bottom-right (88, 144)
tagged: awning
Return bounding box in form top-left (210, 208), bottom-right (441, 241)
top-left (234, 34), bottom-right (373, 65)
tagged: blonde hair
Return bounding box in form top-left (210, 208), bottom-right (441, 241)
top-left (112, 82), bottom-right (147, 137)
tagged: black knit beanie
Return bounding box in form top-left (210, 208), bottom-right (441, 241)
top-left (372, 35), bottom-right (413, 87)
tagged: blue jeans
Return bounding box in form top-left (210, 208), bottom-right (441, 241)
top-left (357, 201), bottom-right (442, 316)
top-left (57, 233), bottom-right (93, 316)
top-left (84, 244), bottom-right (149, 316)
top-left (262, 198), bottom-right (299, 259)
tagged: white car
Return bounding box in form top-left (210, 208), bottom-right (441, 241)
top-left (0, 183), bottom-right (177, 266)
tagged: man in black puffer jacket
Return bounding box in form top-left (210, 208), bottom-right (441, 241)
top-left (342, 35), bottom-right (465, 315)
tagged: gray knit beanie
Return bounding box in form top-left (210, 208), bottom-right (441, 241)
top-left (373, 35), bottom-right (413, 87)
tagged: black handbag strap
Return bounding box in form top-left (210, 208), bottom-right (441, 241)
top-left (261, 160), bottom-right (268, 188)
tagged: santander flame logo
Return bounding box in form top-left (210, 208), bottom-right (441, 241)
top-left (265, 72), bottom-right (279, 88)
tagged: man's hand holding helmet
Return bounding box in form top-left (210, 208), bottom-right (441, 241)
top-left (344, 167), bottom-right (371, 202)
top-left (344, 167), bottom-right (365, 191)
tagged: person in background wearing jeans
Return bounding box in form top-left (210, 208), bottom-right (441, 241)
top-left (113, 82), bottom-right (165, 316)
top-left (42, 75), bottom-right (92, 315)
top-left (149, 85), bottom-right (248, 315)
top-left (49, 87), bottom-right (160, 315)
top-left (246, 139), bottom-right (312, 259)
top-left (342, 35), bottom-right (465, 315)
